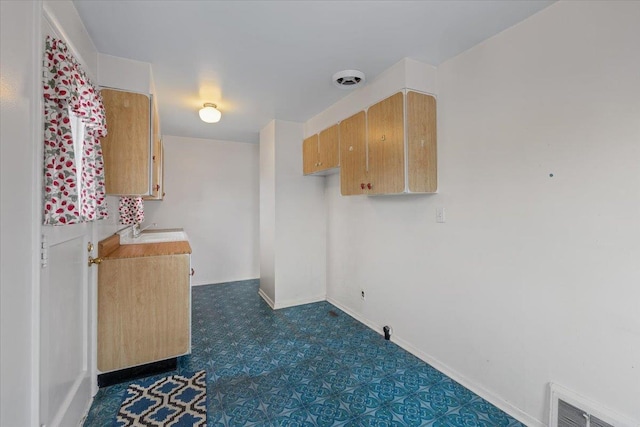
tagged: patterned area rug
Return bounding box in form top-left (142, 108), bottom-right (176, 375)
top-left (116, 370), bottom-right (206, 426)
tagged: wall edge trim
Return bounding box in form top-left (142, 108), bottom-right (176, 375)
top-left (257, 288), bottom-right (275, 309)
top-left (274, 294), bottom-right (326, 310)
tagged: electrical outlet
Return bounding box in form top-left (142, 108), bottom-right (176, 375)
top-left (360, 289), bottom-right (366, 300)
top-left (436, 207), bottom-right (446, 223)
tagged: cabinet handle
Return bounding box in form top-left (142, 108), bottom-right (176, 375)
top-left (360, 183), bottom-right (366, 190)
top-left (381, 135), bottom-right (386, 141)
top-left (318, 162), bottom-right (322, 166)
top-left (155, 184), bottom-right (160, 191)
top-left (367, 183), bottom-right (372, 190)
top-left (190, 268), bottom-right (195, 276)
top-left (88, 256), bottom-right (102, 267)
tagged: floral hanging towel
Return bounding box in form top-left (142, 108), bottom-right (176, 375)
top-left (119, 197), bottom-right (144, 225)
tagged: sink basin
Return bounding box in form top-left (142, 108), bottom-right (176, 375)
top-left (120, 229), bottom-right (189, 245)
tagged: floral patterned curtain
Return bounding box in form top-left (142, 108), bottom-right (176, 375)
top-left (43, 36), bottom-right (108, 225)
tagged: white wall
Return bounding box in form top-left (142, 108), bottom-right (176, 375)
top-left (274, 121), bottom-right (326, 307)
top-left (0, 2), bottom-right (40, 425)
top-left (259, 122), bottom-right (276, 303)
top-left (322, 1), bottom-right (640, 426)
top-left (97, 53), bottom-right (152, 94)
top-left (259, 120), bottom-right (326, 308)
top-left (144, 135), bottom-right (259, 285)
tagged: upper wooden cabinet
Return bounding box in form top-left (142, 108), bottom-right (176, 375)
top-left (406, 91), bottom-right (437, 193)
top-left (101, 88), bottom-right (154, 196)
top-left (303, 134), bottom-right (319, 175)
top-left (144, 100), bottom-right (164, 201)
top-left (302, 124), bottom-right (340, 175)
top-left (367, 92), bottom-right (405, 194)
top-left (319, 124), bottom-right (340, 172)
top-left (340, 90), bottom-right (437, 195)
top-left (339, 111), bottom-right (367, 195)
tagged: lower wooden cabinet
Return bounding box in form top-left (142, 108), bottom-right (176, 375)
top-left (98, 254), bottom-right (190, 372)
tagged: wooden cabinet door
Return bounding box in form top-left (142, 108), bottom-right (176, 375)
top-left (303, 134), bottom-right (319, 175)
top-left (318, 124), bottom-right (339, 171)
top-left (407, 91), bottom-right (437, 192)
top-left (145, 101), bottom-right (163, 200)
top-left (101, 89), bottom-right (151, 195)
top-left (98, 254), bottom-right (190, 372)
top-left (367, 92), bottom-right (405, 194)
top-left (339, 111), bottom-right (367, 195)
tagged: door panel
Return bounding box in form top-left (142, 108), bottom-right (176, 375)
top-left (318, 124), bottom-right (340, 170)
top-left (367, 92), bottom-right (405, 194)
top-left (339, 111), bottom-right (367, 195)
top-left (303, 134), bottom-right (319, 175)
top-left (407, 91), bottom-right (437, 192)
top-left (101, 89), bottom-right (151, 195)
top-left (98, 254), bottom-right (190, 372)
top-left (40, 224), bottom-right (92, 427)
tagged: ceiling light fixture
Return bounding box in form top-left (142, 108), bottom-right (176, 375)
top-left (199, 103), bottom-right (222, 123)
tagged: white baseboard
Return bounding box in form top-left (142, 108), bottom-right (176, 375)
top-left (259, 289), bottom-right (327, 310)
top-left (273, 294), bottom-right (326, 310)
top-left (191, 277), bottom-right (259, 287)
top-left (257, 288), bottom-right (275, 309)
top-left (327, 297), bottom-right (385, 337)
top-left (326, 296), bottom-right (544, 427)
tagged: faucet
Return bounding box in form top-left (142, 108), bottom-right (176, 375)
top-left (132, 222), bottom-right (157, 238)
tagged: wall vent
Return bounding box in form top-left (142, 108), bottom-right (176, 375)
top-left (549, 383), bottom-right (636, 427)
top-left (332, 69), bottom-right (365, 89)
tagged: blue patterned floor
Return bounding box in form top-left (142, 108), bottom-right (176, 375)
top-left (84, 280), bottom-right (525, 426)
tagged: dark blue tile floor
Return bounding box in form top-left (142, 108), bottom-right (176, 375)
top-left (84, 280), bottom-right (525, 426)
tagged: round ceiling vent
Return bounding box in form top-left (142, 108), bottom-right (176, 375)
top-left (332, 69), bottom-right (366, 89)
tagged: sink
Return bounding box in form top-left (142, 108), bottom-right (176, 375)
top-left (120, 229), bottom-right (189, 245)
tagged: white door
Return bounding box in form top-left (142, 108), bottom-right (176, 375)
top-left (40, 223), bottom-right (95, 427)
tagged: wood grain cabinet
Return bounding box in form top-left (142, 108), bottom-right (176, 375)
top-left (144, 100), bottom-right (165, 201)
top-left (303, 134), bottom-right (319, 175)
top-left (367, 92), bottom-right (405, 194)
top-left (340, 90), bottom-right (437, 195)
top-left (302, 124), bottom-right (340, 175)
top-left (101, 88), bottom-right (162, 196)
top-left (339, 111), bottom-right (368, 195)
top-left (98, 253), bottom-right (190, 372)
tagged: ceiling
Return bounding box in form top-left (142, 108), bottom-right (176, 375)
top-left (74, 0), bottom-right (554, 143)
